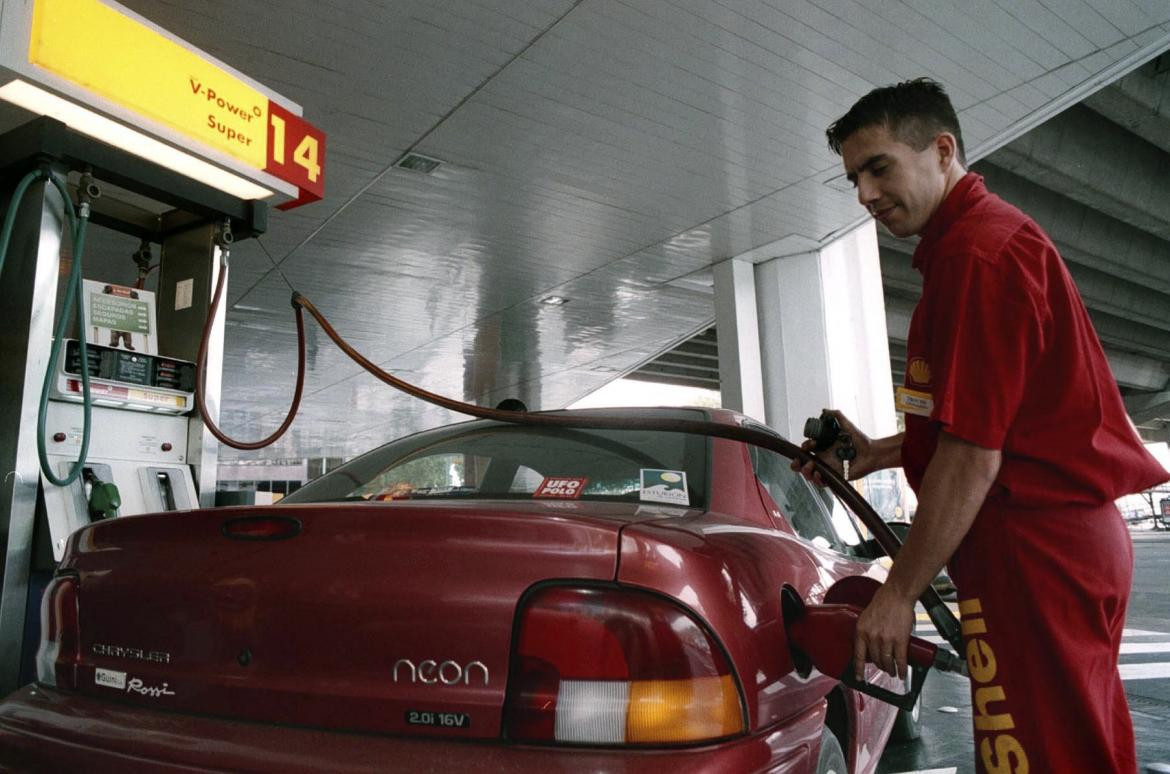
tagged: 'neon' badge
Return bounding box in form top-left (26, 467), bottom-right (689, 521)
top-left (534, 477), bottom-right (588, 499)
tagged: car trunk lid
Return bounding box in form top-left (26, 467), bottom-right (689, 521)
top-left (63, 502), bottom-right (650, 738)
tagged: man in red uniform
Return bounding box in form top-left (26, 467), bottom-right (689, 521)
top-left (806, 79), bottom-right (1169, 772)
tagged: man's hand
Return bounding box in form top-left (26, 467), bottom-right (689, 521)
top-left (853, 582), bottom-right (916, 681)
top-left (791, 410), bottom-right (883, 484)
top-left (849, 432), bottom-right (1003, 681)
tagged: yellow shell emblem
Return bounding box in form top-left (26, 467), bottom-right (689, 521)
top-left (908, 358), bottom-right (932, 386)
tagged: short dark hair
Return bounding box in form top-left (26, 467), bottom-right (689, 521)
top-left (826, 78), bottom-right (966, 166)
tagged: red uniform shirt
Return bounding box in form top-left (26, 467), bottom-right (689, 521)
top-left (901, 173), bottom-right (1168, 507)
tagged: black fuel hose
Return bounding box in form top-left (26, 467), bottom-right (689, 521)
top-left (193, 269), bottom-right (964, 653)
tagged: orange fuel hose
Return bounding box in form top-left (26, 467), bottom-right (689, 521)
top-left (193, 268), bottom-right (964, 652)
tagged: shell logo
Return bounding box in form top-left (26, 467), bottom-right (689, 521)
top-left (908, 358), bottom-right (932, 386)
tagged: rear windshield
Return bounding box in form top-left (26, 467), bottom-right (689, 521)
top-left (283, 423), bottom-right (710, 509)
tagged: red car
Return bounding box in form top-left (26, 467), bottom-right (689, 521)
top-left (0, 407), bottom-right (919, 773)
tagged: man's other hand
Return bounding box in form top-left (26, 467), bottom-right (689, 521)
top-left (853, 582), bottom-right (916, 681)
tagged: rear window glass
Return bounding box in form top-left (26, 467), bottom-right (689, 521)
top-left (283, 424), bottom-right (709, 508)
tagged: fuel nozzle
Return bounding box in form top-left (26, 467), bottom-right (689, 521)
top-left (81, 468), bottom-right (121, 521)
top-left (802, 411), bottom-right (842, 452)
top-left (782, 576), bottom-right (967, 712)
top-left (802, 410), bottom-right (858, 478)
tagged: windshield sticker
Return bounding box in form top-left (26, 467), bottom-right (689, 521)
top-left (534, 477), bottom-right (589, 499)
top-left (640, 469), bottom-right (689, 506)
top-left (371, 482), bottom-right (415, 501)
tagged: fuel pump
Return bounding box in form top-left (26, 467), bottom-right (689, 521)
top-left (0, 117), bottom-right (265, 689)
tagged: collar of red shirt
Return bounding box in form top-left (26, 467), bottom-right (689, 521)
top-left (911, 171), bottom-right (986, 272)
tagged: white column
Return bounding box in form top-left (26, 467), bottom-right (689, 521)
top-left (713, 259), bottom-right (766, 423)
top-left (754, 222), bottom-right (897, 442)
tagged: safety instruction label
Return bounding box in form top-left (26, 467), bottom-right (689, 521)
top-left (175, 279), bottom-right (194, 311)
top-left (534, 477), bottom-right (588, 499)
top-left (82, 280), bottom-right (157, 354)
top-left (89, 290), bottom-right (150, 333)
top-left (639, 469), bottom-right (689, 506)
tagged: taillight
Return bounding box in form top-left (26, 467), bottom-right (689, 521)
top-left (504, 586), bottom-right (745, 746)
top-left (35, 574), bottom-right (80, 690)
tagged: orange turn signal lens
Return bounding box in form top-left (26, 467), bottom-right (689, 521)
top-left (626, 675), bottom-right (743, 743)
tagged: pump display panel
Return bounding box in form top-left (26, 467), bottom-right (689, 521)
top-left (51, 339), bottom-right (195, 414)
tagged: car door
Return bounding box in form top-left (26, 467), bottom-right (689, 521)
top-left (746, 439), bottom-right (902, 755)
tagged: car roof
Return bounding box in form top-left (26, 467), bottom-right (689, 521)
top-left (483, 405), bottom-right (747, 426)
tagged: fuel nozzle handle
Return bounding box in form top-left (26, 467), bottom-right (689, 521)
top-left (784, 574), bottom-right (969, 713)
top-left (803, 411), bottom-right (858, 478)
top-left (802, 410), bottom-right (842, 452)
top-left (787, 601), bottom-right (961, 713)
top-left (820, 575), bottom-right (968, 677)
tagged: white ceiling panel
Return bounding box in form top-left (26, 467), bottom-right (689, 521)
top-left (1090, 1), bottom-right (1161, 37)
top-left (1039, 0), bottom-right (1136, 48)
top-left (8, 0), bottom-right (1168, 461)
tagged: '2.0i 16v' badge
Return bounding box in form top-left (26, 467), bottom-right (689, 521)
top-left (405, 710), bottom-right (470, 728)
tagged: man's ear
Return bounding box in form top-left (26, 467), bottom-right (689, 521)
top-left (934, 132), bottom-right (958, 169)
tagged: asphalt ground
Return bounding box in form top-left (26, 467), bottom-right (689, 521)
top-left (877, 528), bottom-right (1170, 774)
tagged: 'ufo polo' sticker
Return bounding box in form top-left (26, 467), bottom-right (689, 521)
top-left (534, 476), bottom-right (588, 499)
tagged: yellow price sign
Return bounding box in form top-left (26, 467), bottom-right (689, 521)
top-left (29, 0), bottom-right (267, 168)
top-left (22, 0), bottom-right (325, 205)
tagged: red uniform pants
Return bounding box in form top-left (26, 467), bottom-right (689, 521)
top-left (948, 501), bottom-right (1135, 773)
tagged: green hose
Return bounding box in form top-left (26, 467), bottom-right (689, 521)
top-left (37, 173), bottom-right (92, 487)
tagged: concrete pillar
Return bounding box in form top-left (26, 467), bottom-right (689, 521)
top-left (713, 259), bottom-right (766, 423)
top-left (754, 222), bottom-right (897, 442)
